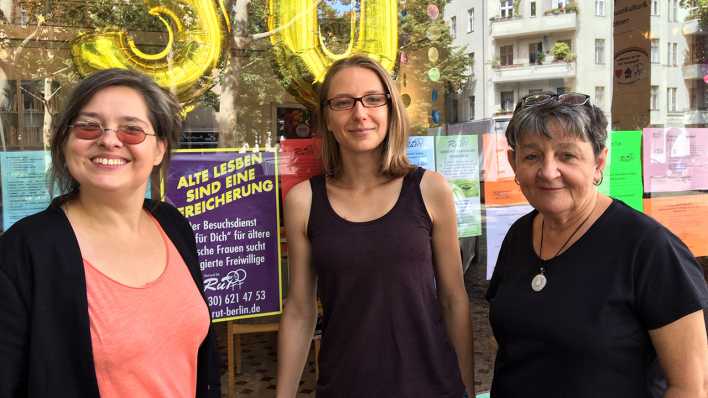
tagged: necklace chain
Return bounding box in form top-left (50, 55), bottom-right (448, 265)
top-left (539, 205), bottom-right (595, 262)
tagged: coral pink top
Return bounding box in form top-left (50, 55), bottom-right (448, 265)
top-left (83, 218), bottom-right (209, 398)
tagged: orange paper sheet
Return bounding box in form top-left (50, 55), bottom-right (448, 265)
top-left (643, 194), bottom-right (708, 257)
top-left (484, 179), bottom-right (528, 206)
top-left (482, 133), bottom-right (515, 182)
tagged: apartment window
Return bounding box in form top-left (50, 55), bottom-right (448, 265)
top-left (595, 39), bottom-right (605, 64)
top-left (651, 86), bottom-right (659, 110)
top-left (595, 86), bottom-right (605, 109)
top-left (595, 0), bottom-right (605, 16)
top-left (500, 45), bottom-right (514, 66)
top-left (529, 42), bottom-right (543, 65)
top-left (469, 52), bottom-right (475, 74)
top-left (651, 39), bottom-right (660, 63)
top-left (467, 8), bottom-right (474, 32)
top-left (670, 0), bottom-right (678, 22)
top-left (553, 0), bottom-right (569, 8)
top-left (501, 0), bottom-right (514, 18)
top-left (667, 87), bottom-right (677, 112)
top-left (672, 42), bottom-right (678, 66)
top-left (501, 91), bottom-right (514, 112)
top-left (468, 96), bottom-right (475, 120)
top-left (450, 16), bottom-right (456, 39)
top-left (667, 42), bottom-right (672, 65)
top-left (651, 0), bottom-right (659, 15)
top-left (530, 1), bottom-right (537, 17)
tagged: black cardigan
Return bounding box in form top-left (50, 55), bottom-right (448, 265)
top-left (0, 199), bottom-right (220, 397)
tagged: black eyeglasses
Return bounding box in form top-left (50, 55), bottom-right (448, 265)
top-left (325, 93), bottom-right (391, 111)
top-left (69, 121), bottom-right (156, 145)
top-left (517, 93), bottom-right (591, 110)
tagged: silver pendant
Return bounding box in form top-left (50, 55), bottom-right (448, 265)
top-left (531, 273), bottom-right (547, 292)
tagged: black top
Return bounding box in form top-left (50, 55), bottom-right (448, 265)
top-left (0, 199), bottom-right (220, 398)
top-left (487, 199), bottom-right (707, 397)
top-left (308, 167), bottom-right (465, 398)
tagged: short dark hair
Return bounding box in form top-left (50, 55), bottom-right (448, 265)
top-left (49, 68), bottom-right (182, 199)
top-left (505, 92), bottom-right (608, 157)
top-left (316, 54), bottom-right (413, 178)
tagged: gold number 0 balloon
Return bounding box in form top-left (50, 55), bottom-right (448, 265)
top-left (268, 0), bottom-right (398, 109)
top-left (71, 0), bottom-right (230, 110)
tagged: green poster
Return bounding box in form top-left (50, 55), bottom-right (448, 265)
top-left (597, 135), bottom-right (611, 195)
top-left (609, 131), bottom-right (644, 211)
top-left (435, 135), bottom-right (481, 237)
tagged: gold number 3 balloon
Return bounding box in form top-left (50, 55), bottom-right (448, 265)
top-left (71, 0), bottom-right (230, 109)
top-left (268, 0), bottom-right (398, 109)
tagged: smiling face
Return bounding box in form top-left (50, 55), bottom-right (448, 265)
top-left (508, 120), bottom-right (606, 219)
top-left (64, 85), bottom-right (165, 198)
top-left (325, 66), bottom-right (389, 156)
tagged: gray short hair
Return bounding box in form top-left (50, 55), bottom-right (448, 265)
top-left (505, 94), bottom-right (608, 157)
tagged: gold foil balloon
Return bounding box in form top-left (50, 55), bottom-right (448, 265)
top-left (268, 0), bottom-right (398, 109)
top-left (71, 0), bottom-right (230, 108)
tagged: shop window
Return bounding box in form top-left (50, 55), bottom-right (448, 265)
top-left (501, 91), bottom-right (514, 112)
top-left (595, 39), bottom-right (605, 64)
top-left (500, 45), bottom-right (514, 66)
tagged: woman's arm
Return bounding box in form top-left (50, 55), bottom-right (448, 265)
top-left (276, 181), bottom-right (318, 398)
top-left (421, 170), bottom-right (476, 397)
top-left (649, 310), bottom-right (708, 398)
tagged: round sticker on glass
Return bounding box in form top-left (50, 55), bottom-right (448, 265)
top-left (427, 67), bottom-right (441, 82)
top-left (427, 4), bottom-right (439, 19)
top-left (431, 110), bottom-right (441, 124)
top-left (428, 47), bottom-right (439, 63)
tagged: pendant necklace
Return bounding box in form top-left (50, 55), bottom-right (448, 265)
top-left (531, 206), bottom-right (595, 292)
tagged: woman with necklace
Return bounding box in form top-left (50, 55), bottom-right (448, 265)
top-left (487, 92), bottom-right (708, 397)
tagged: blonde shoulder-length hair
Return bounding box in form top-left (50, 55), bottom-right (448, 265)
top-left (316, 55), bottom-right (414, 178)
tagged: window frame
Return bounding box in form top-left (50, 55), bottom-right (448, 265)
top-left (595, 39), bottom-right (605, 64)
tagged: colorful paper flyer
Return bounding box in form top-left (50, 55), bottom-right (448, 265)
top-left (279, 138), bottom-right (322, 202)
top-left (484, 179), bottom-right (527, 206)
top-left (644, 194), bottom-right (708, 257)
top-left (481, 133), bottom-right (515, 181)
top-left (407, 135), bottom-right (435, 169)
top-left (609, 131), bottom-right (643, 211)
top-left (164, 150), bottom-right (282, 321)
top-left (0, 151), bottom-right (52, 231)
top-left (435, 135), bottom-right (482, 237)
top-left (643, 128), bottom-right (708, 193)
top-left (485, 205), bottom-right (534, 280)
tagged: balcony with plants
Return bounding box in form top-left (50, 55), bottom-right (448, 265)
top-left (491, 43), bottom-right (576, 83)
top-left (491, 1), bottom-right (577, 39)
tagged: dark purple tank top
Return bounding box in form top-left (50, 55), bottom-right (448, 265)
top-left (308, 167), bottom-right (465, 398)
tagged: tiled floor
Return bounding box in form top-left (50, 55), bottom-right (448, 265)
top-left (215, 249), bottom-right (496, 397)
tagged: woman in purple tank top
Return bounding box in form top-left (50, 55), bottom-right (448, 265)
top-left (276, 55), bottom-right (475, 398)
